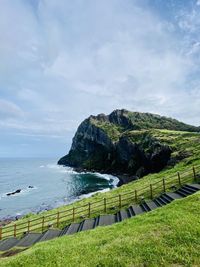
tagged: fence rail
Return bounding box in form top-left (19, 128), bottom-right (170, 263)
top-left (0, 165), bottom-right (200, 240)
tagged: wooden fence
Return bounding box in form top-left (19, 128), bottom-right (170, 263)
top-left (0, 165), bottom-right (199, 240)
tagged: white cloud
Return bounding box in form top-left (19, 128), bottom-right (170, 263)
top-left (0, 0), bottom-right (200, 156)
top-left (0, 99), bottom-right (24, 119)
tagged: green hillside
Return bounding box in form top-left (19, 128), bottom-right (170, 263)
top-left (0, 128), bottom-right (200, 266)
top-left (92, 110), bottom-right (200, 135)
top-left (0, 192), bottom-right (200, 267)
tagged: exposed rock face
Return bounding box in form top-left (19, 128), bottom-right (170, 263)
top-left (58, 118), bottom-right (114, 169)
top-left (58, 109), bottom-right (199, 185)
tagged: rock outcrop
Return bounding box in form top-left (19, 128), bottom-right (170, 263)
top-left (58, 109), bottom-right (199, 185)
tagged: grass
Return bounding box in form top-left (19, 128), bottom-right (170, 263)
top-left (91, 119), bottom-right (123, 142)
top-left (0, 191), bottom-right (200, 266)
top-left (1, 129), bottom-right (200, 239)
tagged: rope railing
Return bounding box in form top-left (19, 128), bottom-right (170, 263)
top-left (0, 165), bottom-right (199, 240)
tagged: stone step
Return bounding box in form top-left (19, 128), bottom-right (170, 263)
top-left (65, 223), bottom-right (81, 235)
top-left (96, 214), bottom-right (116, 227)
top-left (16, 233), bottom-right (42, 247)
top-left (185, 183), bottom-right (200, 191)
top-left (144, 200), bottom-right (158, 211)
top-left (163, 192), bottom-right (183, 201)
top-left (80, 218), bottom-right (96, 232)
top-left (140, 202), bottom-right (149, 212)
top-left (128, 205), bottom-right (144, 217)
top-left (176, 188), bottom-right (191, 197)
top-left (159, 194), bottom-right (172, 205)
top-left (38, 229), bottom-right (61, 243)
top-left (162, 193), bottom-right (174, 203)
top-left (116, 209), bottom-right (129, 222)
top-left (182, 185), bottom-right (197, 193)
top-left (153, 197), bottom-right (165, 207)
top-left (0, 238), bottom-right (19, 251)
top-left (59, 225), bottom-right (69, 236)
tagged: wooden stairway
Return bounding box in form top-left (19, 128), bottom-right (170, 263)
top-left (0, 183), bottom-right (200, 256)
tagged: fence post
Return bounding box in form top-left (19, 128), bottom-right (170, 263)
top-left (162, 178), bottom-right (166, 192)
top-left (135, 189), bottom-right (138, 203)
top-left (193, 166), bottom-right (196, 181)
top-left (150, 184), bottom-right (153, 199)
top-left (14, 224), bottom-right (17, 237)
top-left (57, 212), bottom-right (60, 228)
top-left (88, 203), bottom-right (91, 218)
top-left (104, 198), bottom-right (107, 213)
top-left (177, 172), bottom-right (181, 186)
top-left (42, 216), bottom-right (45, 232)
top-left (28, 221), bottom-right (30, 233)
top-left (0, 227), bottom-right (2, 240)
top-left (73, 207), bottom-right (75, 222)
top-left (119, 194), bottom-right (122, 209)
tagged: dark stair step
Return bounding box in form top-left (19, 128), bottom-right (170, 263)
top-left (0, 237), bottom-right (19, 251)
top-left (16, 233), bottom-right (42, 247)
top-left (185, 184), bottom-right (200, 191)
top-left (159, 194), bottom-right (172, 204)
top-left (163, 192), bottom-right (183, 201)
top-left (128, 205), bottom-right (144, 217)
top-left (144, 200), bottom-right (158, 211)
top-left (59, 225), bottom-right (69, 236)
top-left (182, 185), bottom-right (198, 193)
top-left (80, 218), bottom-right (95, 232)
top-left (116, 209), bottom-right (129, 222)
top-left (64, 223), bottom-right (81, 235)
top-left (153, 197), bottom-right (166, 207)
top-left (180, 186), bottom-right (196, 194)
top-left (96, 214), bottom-right (116, 227)
top-left (162, 193), bottom-right (175, 203)
top-left (176, 188), bottom-right (191, 197)
top-left (140, 202), bottom-right (150, 212)
top-left (38, 229), bottom-right (61, 243)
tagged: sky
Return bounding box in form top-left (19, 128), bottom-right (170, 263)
top-left (0, 0), bottom-right (200, 157)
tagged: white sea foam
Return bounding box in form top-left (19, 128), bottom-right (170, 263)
top-left (45, 163), bottom-right (118, 183)
top-left (46, 164), bottom-right (77, 174)
top-left (77, 188), bottom-right (110, 200)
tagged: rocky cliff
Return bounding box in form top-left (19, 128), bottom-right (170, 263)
top-left (58, 109), bottom-right (200, 184)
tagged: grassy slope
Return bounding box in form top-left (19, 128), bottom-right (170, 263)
top-left (2, 129), bottom-right (200, 234)
top-left (1, 192), bottom-right (200, 267)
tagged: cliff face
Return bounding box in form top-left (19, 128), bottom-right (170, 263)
top-left (58, 109), bottom-right (199, 184)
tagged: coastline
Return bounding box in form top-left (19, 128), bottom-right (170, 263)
top-left (0, 169), bottom-right (119, 225)
top-left (72, 166), bottom-right (137, 186)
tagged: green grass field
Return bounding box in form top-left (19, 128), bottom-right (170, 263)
top-left (0, 191), bottom-right (200, 266)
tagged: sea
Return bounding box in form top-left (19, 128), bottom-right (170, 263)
top-left (0, 158), bottom-right (119, 220)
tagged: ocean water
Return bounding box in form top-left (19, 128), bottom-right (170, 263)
top-left (0, 158), bottom-right (118, 220)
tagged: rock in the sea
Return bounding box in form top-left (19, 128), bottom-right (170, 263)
top-left (58, 109), bottom-right (199, 185)
top-left (6, 189), bottom-right (21, 196)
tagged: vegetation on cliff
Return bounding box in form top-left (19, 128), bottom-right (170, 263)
top-left (58, 109), bottom-right (200, 183)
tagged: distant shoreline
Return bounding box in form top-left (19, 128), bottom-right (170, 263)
top-left (0, 173), bottom-right (118, 225)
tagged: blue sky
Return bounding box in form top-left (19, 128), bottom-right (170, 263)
top-left (0, 0), bottom-right (200, 157)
